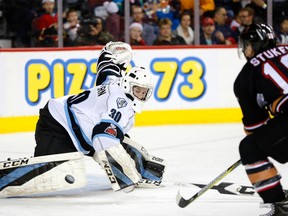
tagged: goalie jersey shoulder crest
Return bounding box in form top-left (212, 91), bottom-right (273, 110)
top-left (116, 97), bottom-right (128, 109)
top-left (104, 124), bottom-right (118, 137)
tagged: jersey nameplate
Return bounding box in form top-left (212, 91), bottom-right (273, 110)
top-left (97, 86), bottom-right (106, 96)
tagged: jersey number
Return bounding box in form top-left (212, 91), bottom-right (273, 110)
top-left (109, 109), bottom-right (122, 122)
top-left (263, 54), bottom-right (288, 93)
top-left (67, 90), bottom-right (90, 105)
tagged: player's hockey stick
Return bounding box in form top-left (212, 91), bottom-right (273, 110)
top-left (176, 159), bottom-right (242, 208)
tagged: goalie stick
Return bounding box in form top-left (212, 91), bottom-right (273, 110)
top-left (176, 159), bottom-right (242, 208)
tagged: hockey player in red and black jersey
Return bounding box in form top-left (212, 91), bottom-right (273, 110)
top-left (234, 23), bottom-right (288, 215)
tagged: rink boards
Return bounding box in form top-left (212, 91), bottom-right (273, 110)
top-left (0, 46), bottom-right (245, 133)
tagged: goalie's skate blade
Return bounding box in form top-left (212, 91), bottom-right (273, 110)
top-left (176, 190), bottom-right (191, 208)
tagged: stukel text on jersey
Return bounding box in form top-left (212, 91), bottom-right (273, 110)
top-left (250, 45), bottom-right (288, 66)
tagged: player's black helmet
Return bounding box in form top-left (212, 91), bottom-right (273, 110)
top-left (239, 23), bottom-right (277, 55)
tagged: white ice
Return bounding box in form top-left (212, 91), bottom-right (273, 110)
top-left (0, 123), bottom-right (287, 216)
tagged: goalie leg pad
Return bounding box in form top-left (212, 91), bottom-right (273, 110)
top-left (0, 152), bottom-right (87, 197)
top-left (94, 144), bottom-right (141, 192)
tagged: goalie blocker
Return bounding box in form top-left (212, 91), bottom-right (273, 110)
top-left (93, 137), bottom-right (166, 192)
top-left (0, 152), bottom-right (87, 197)
top-left (122, 137), bottom-right (166, 188)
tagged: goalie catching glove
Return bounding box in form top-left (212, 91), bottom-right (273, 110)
top-left (122, 137), bottom-right (166, 187)
top-left (96, 41), bottom-right (133, 85)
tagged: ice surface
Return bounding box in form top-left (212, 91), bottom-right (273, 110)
top-left (0, 123), bottom-right (287, 216)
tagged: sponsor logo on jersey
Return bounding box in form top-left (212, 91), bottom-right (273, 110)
top-left (116, 97), bottom-right (128, 109)
top-left (104, 124), bottom-right (117, 137)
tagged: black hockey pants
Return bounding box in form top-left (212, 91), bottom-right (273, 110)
top-left (34, 102), bottom-right (77, 157)
top-left (239, 115), bottom-right (288, 164)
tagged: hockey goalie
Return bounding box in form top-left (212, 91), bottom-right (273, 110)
top-left (0, 41), bottom-right (166, 197)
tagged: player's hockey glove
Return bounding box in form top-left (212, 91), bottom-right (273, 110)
top-left (96, 41), bottom-right (133, 85)
top-left (121, 137), bottom-right (166, 187)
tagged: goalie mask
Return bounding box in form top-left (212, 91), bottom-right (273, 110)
top-left (238, 23), bottom-right (276, 58)
top-left (121, 66), bottom-right (154, 113)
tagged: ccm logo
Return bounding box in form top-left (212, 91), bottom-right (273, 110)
top-left (152, 157), bottom-right (164, 163)
top-left (103, 162), bottom-right (117, 184)
top-left (115, 47), bottom-right (126, 51)
top-left (3, 158), bottom-right (29, 168)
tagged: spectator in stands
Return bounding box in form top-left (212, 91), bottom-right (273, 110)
top-left (154, 0), bottom-right (180, 31)
top-left (214, 0), bottom-right (242, 18)
top-left (213, 7), bottom-right (237, 45)
top-left (244, 0), bottom-right (288, 27)
top-left (272, 0), bottom-right (288, 30)
top-left (63, 0), bottom-right (84, 12)
top-left (103, 1), bottom-right (121, 41)
top-left (63, 8), bottom-right (80, 46)
top-left (32, 0), bottom-right (58, 47)
top-left (230, 7), bottom-right (254, 39)
top-left (2, 1), bottom-right (36, 47)
top-left (129, 22), bottom-right (146, 46)
top-left (239, 7), bottom-right (254, 27)
top-left (174, 11), bottom-right (194, 45)
top-left (244, 0), bottom-right (267, 23)
top-left (74, 16), bottom-right (115, 46)
top-left (229, 10), bottom-right (241, 32)
top-left (131, 4), bottom-right (156, 46)
top-left (180, 0), bottom-right (215, 16)
top-left (240, 0), bottom-right (266, 9)
top-left (93, 4), bottom-right (108, 20)
top-left (153, 18), bottom-right (186, 45)
top-left (200, 17), bottom-right (218, 45)
top-left (276, 17), bottom-right (288, 45)
top-left (140, 1), bottom-right (158, 24)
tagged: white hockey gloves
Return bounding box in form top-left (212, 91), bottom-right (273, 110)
top-left (96, 41), bottom-right (133, 85)
top-left (122, 137), bottom-right (166, 187)
top-left (104, 41), bottom-right (133, 69)
top-left (94, 144), bottom-right (141, 192)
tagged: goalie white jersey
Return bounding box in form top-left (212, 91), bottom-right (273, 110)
top-left (48, 81), bottom-right (135, 155)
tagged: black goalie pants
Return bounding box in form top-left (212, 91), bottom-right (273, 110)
top-left (34, 102), bottom-right (77, 157)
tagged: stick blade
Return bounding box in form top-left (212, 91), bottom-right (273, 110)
top-left (176, 190), bottom-right (192, 208)
top-left (176, 159), bottom-right (242, 208)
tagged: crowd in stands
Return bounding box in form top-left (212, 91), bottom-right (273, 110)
top-left (0, 0), bottom-right (288, 48)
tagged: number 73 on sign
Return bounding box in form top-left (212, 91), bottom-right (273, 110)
top-left (150, 57), bottom-right (206, 102)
